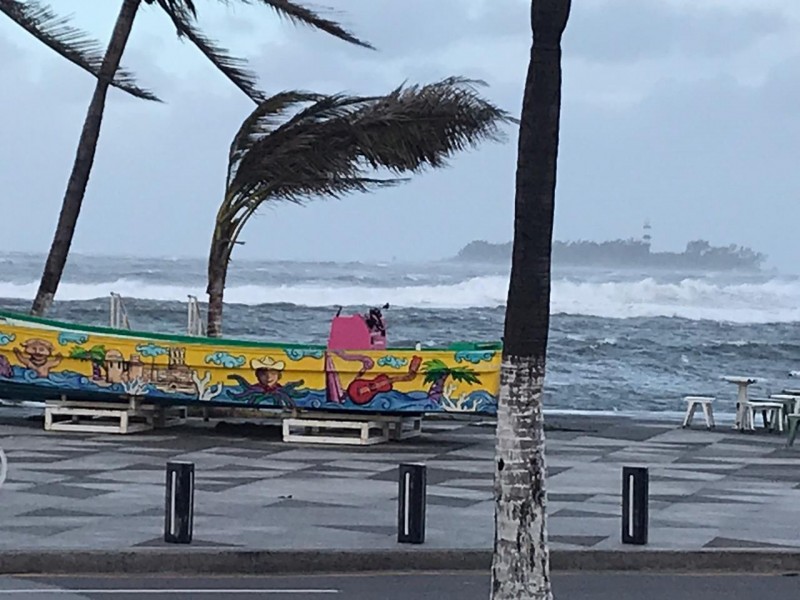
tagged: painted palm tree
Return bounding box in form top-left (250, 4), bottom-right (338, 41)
top-left (0, 0), bottom-right (370, 317)
top-left (206, 77), bottom-right (516, 336)
top-left (69, 344), bottom-right (108, 379)
top-left (422, 358), bottom-right (480, 403)
top-left (491, 2), bottom-right (572, 599)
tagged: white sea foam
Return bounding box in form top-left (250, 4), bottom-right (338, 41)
top-left (0, 276), bottom-right (508, 308)
top-left (1, 275), bottom-right (800, 323)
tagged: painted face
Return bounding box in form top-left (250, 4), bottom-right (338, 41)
top-left (256, 368), bottom-right (281, 388)
top-left (23, 339), bottom-right (54, 367)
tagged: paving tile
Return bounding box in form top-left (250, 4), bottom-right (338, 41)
top-left (16, 507), bottom-right (101, 518)
top-left (427, 495), bottom-right (482, 508)
top-left (3, 524), bottom-right (79, 537)
top-left (549, 493), bottom-right (601, 502)
top-left (24, 482), bottom-right (115, 500)
top-left (549, 535), bottom-right (606, 547)
top-left (552, 508), bottom-right (618, 519)
top-left (703, 537), bottom-right (800, 549)
top-left (322, 524), bottom-right (396, 537)
top-left (133, 537), bottom-right (240, 548)
top-left (269, 498), bottom-right (354, 509)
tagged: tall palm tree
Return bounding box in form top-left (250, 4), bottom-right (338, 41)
top-left (491, 1), bottom-right (571, 599)
top-left (0, 0), bottom-right (370, 317)
top-left (206, 78), bottom-right (515, 336)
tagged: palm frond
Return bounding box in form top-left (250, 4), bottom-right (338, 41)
top-left (227, 77), bottom-right (514, 204)
top-left (346, 76), bottom-right (517, 172)
top-left (228, 92), bottom-right (375, 189)
top-left (239, 0), bottom-right (372, 49)
top-left (423, 373), bottom-right (440, 385)
top-left (424, 359), bottom-right (448, 372)
top-left (0, 0), bottom-right (158, 100)
top-left (155, 0), bottom-right (265, 102)
top-left (217, 76), bottom-right (515, 251)
top-left (227, 90), bottom-right (324, 184)
top-left (450, 369), bottom-right (481, 385)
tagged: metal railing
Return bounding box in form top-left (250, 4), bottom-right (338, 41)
top-left (110, 293), bottom-right (206, 335)
top-left (187, 295), bottom-right (206, 336)
top-left (109, 292), bottom-right (131, 330)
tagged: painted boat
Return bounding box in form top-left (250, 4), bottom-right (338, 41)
top-left (0, 305), bottom-right (500, 415)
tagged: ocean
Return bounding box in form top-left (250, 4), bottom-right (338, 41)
top-left (1, 251), bottom-right (799, 419)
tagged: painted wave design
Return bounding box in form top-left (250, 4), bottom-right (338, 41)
top-left (0, 366), bottom-right (496, 414)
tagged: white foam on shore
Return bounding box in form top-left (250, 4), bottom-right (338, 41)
top-left (1, 275), bottom-right (799, 323)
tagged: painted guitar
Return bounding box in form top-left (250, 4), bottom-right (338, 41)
top-left (347, 355), bottom-right (422, 406)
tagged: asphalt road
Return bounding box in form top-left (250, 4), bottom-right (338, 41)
top-left (2, 572), bottom-right (799, 599)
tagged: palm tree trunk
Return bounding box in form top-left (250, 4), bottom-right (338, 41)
top-left (30, 0), bottom-right (142, 316)
top-left (206, 225), bottom-right (233, 338)
top-left (427, 374), bottom-right (449, 402)
top-left (491, 2), bottom-right (571, 599)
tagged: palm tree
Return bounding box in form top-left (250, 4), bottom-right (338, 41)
top-left (206, 78), bottom-right (516, 336)
top-left (422, 358), bottom-right (481, 402)
top-left (69, 344), bottom-right (108, 379)
top-left (0, 0), bottom-right (370, 317)
top-left (491, 2), bottom-right (571, 600)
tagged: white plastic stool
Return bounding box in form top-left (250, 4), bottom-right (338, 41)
top-left (743, 399), bottom-right (785, 432)
top-left (682, 396), bottom-right (715, 429)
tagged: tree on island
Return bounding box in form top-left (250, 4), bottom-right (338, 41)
top-left (205, 78), bottom-right (516, 337)
top-left (491, 1), bottom-right (571, 599)
top-left (456, 238), bottom-right (766, 271)
top-left (0, 0), bottom-right (370, 317)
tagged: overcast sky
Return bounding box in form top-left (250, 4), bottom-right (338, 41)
top-left (2, 0), bottom-right (800, 271)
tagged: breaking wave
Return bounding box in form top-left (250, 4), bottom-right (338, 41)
top-left (1, 275), bottom-right (799, 323)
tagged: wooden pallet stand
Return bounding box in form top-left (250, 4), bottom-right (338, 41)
top-left (282, 417), bottom-right (388, 445)
top-left (154, 405), bottom-right (188, 429)
top-left (281, 413), bottom-right (423, 446)
top-left (44, 397), bottom-right (186, 435)
top-left (387, 415), bottom-right (423, 440)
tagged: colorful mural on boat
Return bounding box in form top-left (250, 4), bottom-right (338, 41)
top-left (0, 312), bottom-right (500, 415)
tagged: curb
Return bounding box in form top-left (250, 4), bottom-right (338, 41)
top-left (2, 548), bottom-right (800, 575)
top-left (551, 549), bottom-right (800, 573)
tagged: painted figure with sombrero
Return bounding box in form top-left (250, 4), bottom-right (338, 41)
top-left (251, 356), bottom-right (286, 393)
top-left (227, 355), bottom-right (307, 408)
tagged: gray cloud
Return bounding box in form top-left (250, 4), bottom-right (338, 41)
top-left (1, 0), bottom-right (800, 272)
top-left (566, 1), bottom-right (787, 63)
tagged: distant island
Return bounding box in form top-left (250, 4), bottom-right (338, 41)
top-left (454, 238), bottom-right (766, 271)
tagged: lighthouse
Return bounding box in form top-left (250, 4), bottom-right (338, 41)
top-left (642, 220), bottom-right (652, 248)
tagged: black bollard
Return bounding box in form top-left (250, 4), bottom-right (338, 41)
top-left (397, 463), bottom-right (426, 544)
top-left (165, 461), bottom-right (194, 544)
top-left (622, 466), bottom-right (649, 545)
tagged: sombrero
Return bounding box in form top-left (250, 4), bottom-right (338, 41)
top-left (22, 338), bottom-right (54, 351)
top-left (251, 356), bottom-right (285, 371)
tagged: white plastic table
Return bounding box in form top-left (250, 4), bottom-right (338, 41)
top-left (778, 389), bottom-right (800, 413)
top-left (721, 375), bottom-right (760, 430)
